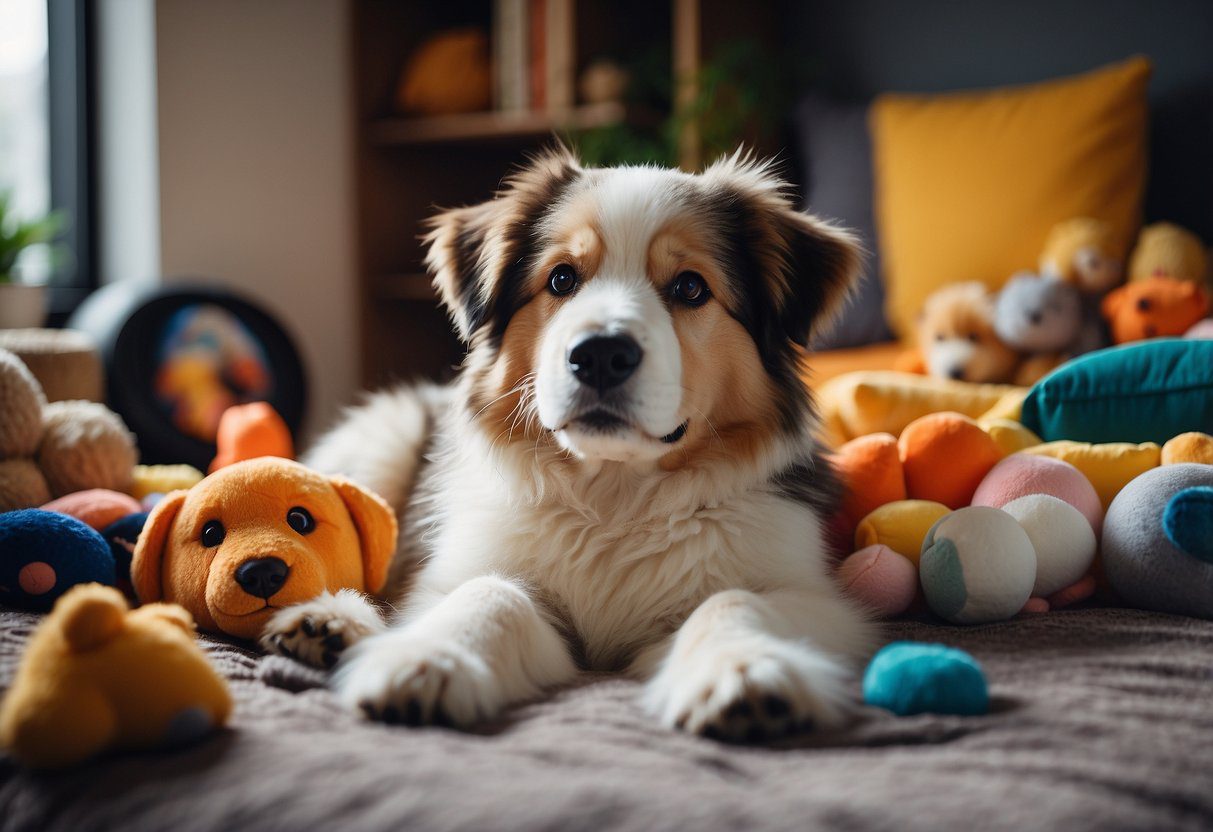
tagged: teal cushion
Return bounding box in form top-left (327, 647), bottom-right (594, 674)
top-left (1021, 339), bottom-right (1213, 444)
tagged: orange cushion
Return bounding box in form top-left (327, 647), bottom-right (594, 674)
top-left (871, 57), bottom-right (1151, 337)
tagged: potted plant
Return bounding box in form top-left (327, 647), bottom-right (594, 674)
top-left (0, 190), bottom-right (63, 329)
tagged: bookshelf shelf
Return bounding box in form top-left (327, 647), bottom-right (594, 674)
top-left (367, 102), bottom-right (626, 146)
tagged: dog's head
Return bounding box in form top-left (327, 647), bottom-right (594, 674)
top-left (130, 457), bottom-right (396, 639)
top-left (918, 281), bottom-right (1020, 383)
top-left (425, 146), bottom-right (860, 468)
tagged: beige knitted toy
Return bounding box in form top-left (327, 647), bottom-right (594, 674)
top-left (0, 348), bottom-right (137, 512)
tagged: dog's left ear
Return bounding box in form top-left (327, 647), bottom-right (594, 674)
top-left (702, 151), bottom-right (862, 348)
top-left (424, 145), bottom-right (583, 342)
top-left (330, 477), bottom-right (398, 596)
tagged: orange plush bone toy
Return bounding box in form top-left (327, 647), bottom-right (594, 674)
top-left (130, 457), bottom-right (397, 640)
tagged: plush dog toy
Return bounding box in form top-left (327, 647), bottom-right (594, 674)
top-left (0, 584), bottom-right (231, 768)
top-left (130, 457), bottom-right (397, 640)
top-left (912, 282), bottom-right (1020, 383)
top-left (1101, 275), bottom-right (1210, 343)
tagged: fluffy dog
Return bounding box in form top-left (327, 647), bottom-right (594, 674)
top-left (263, 147), bottom-right (876, 741)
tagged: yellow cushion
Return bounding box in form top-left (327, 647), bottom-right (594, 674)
top-left (855, 500), bottom-right (951, 566)
top-left (1022, 440), bottom-right (1161, 509)
top-left (818, 370), bottom-right (1026, 446)
top-left (979, 418), bottom-right (1042, 456)
top-left (871, 57), bottom-right (1151, 336)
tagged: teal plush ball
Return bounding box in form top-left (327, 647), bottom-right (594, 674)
top-left (863, 642), bottom-right (989, 716)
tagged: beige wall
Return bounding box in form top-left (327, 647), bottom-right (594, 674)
top-left (154, 0), bottom-right (356, 439)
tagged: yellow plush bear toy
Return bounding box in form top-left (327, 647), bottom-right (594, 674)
top-left (1038, 217), bottom-right (1125, 294)
top-left (0, 584), bottom-right (232, 768)
top-left (1127, 222), bottom-right (1209, 287)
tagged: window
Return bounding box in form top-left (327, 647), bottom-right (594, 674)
top-left (0, 0), bottom-right (51, 281)
top-left (0, 0), bottom-right (94, 318)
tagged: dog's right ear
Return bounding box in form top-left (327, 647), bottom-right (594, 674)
top-left (130, 491), bottom-right (187, 604)
top-left (424, 145), bottom-right (582, 341)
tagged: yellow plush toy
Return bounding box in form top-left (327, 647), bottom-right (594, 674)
top-left (0, 584), bottom-right (231, 769)
top-left (1128, 222), bottom-right (1209, 287)
top-left (1039, 217), bottom-right (1125, 294)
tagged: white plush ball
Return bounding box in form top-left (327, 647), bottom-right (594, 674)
top-left (920, 506), bottom-right (1037, 624)
top-left (1001, 494), bottom-right (1097, 597)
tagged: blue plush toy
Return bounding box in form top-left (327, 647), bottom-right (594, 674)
top-left (100, 511), bottom-right (149, 589)
top-left (0, 510), bottom-right (116, 612)
top-left (863, 642), bottom-right (989, 717)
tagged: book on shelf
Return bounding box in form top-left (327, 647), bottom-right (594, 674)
top-left (493, 0), bottom-right (576, 116)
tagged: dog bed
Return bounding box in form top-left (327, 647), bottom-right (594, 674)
top-left (3, 607), bottom-right (1211, 832)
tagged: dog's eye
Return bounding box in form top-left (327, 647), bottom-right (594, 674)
top-left (286, 507), bottom-right (316, 535)
top-left (548, 264), bottom-right (578, 296)
top-left (200, 520), bottom-right (225, 548)
top-left (934, 333), bottom-right (944, 342)
top-left (672, 271), bottom-right (709, 306)
top-left (968, 332), bottom-right (981, 343)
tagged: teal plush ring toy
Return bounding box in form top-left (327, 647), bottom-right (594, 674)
top-left (863, 642), bottom-right (989, 717)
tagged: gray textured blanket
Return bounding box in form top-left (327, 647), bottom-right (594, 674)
top-left (2, 607), bottom-right (1212, 832)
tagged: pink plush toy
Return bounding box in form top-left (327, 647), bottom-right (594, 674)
top-left (837, 544), bottom-right (917, 617)
top-left (41, 489), bottom-right (142, 532)
top-left (972, 453), bottom-right (1103, 535)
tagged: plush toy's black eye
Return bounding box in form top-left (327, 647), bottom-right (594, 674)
top-left (1136, 297), bottom-right (1151, 312)
top-left (672, 271), bottom-right (709, 306)
top-left (548, 264), bottom-right (578, 296)
top-left (200, 520), bottom-right (225, 548)
top-left (286, 507), bottom-right (315, 535)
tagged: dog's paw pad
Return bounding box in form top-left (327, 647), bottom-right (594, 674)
top-left (650, 641), bottom-right (852, 743)
top-left (259, 592), bottom-right (382, 669)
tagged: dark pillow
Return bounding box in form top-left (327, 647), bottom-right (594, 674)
top-left (793, 95), bottom-right (894, 350)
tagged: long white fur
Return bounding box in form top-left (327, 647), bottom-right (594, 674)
top-left (281, 161), bottom-right (875, 738)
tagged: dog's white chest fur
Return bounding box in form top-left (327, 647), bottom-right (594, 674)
top-left (414, 435), bottom-right (828, 670)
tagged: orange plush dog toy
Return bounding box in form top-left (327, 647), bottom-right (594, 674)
top-left (1101, 275), bottom-right (1210, 343)
top-left (130, 457), bottom-right (397, 640)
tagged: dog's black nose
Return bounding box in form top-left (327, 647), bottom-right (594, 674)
top-left (234, 557), bottom-right (289, 599)
top-left (568, 334), bottom-right (642, 391)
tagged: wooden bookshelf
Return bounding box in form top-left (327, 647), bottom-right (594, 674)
top-left (350, 0), bottom-right (778, 387)
top-left (368, 102), bottom-right (626, 147)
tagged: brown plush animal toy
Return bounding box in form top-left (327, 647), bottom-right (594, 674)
top-left (912, 282), bottom-right (1021, 383)
top-left (130, 457), bottom-right (397, 640)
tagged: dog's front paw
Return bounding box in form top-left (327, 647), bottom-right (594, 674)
top-left (644, 637), bottom-right (852, 742)
top-left (334, 633), bottom-right (504, 728)
top-left (259, 589), bottom-right (385, 669)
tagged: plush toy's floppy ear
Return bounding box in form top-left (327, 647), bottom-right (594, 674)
top-left (57, 584), bottom-right (128, 653)
top-left (130, 491), bottom-right (187, 604)
top-left (330, 477), bottom-right (398, 595)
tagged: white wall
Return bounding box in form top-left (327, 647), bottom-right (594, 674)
top-left (153, 0), bottom-right (357, 438)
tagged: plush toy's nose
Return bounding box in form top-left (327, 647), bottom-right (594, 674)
top-left (234, 557), bottom-right (290, 599)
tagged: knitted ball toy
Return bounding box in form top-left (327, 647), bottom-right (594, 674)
top-left (0, 510), bottom-right (117, 612)
top-left (0, 348), bottom-right (46, 459)
top-left (1000, 494), bottom-right (1097, 597)
top-left (0, 459), bottom-right (52, 514)
top-left (919, 506), bottom-right (1037, 624)
top-left (38, 400), bottom-right (138, 497)
top-left (863, 642), bottom-right (989, 716)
